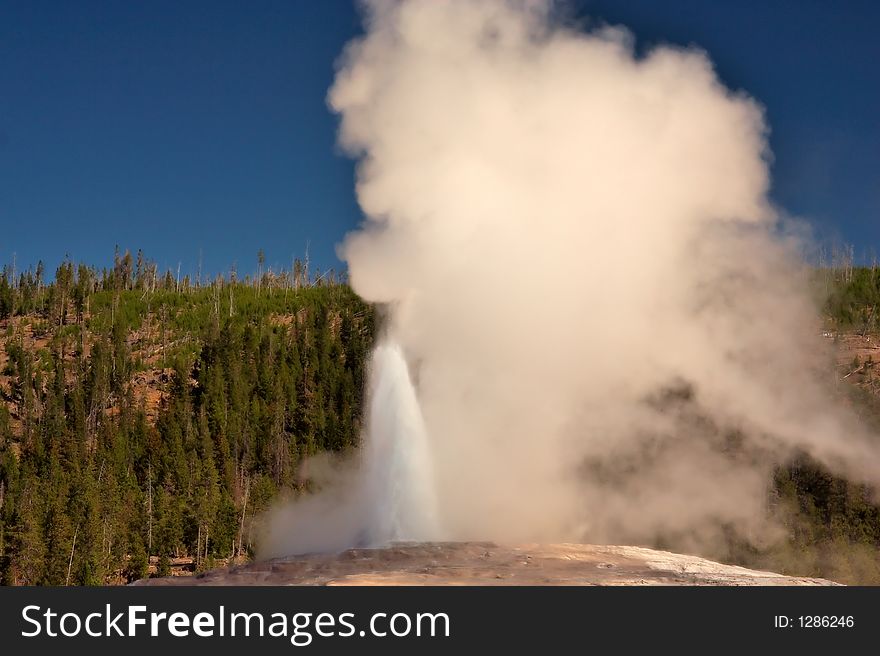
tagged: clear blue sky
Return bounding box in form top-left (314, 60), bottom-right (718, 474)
top-left (1, 1), bottom-right (877, 279)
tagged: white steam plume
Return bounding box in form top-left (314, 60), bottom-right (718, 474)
top-left (261, 0), bottom-right (880, 557)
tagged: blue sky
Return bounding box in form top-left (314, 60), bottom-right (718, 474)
top-left (0, 1), bottom-right (877, 279)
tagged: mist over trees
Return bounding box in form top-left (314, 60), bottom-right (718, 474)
top-left (0, 249), bottom-right (879, 584)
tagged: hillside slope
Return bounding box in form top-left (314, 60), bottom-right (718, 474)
top-left (2, 256), bottom-right (880, 585)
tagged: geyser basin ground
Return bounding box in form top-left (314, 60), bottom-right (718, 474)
top-left (135, 543), bottom-right (837, 586)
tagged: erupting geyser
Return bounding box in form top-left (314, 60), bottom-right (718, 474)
top-left (260, 338), bottom-right (439, 557)
top-left (261, 0), bottom-right (880, 560)
top-left (360, 341), bottom-right (440, 545)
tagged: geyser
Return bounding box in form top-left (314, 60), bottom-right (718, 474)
top-left (261, 338), bottom-right (439, 556)
top-left (360, 341), bottom-right (439, 545)
top-left (262, 0), bottom-right (880, 558)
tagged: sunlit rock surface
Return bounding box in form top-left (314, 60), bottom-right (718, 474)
top-left (134, 542), bottom-right (839, 586)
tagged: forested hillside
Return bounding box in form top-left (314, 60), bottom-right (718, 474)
top-left (0, 249), bottom-right (374, 584)
top-left (725, 266), bottom-right (880, 583)
top-left (1, 253), bottom-right (880, 584)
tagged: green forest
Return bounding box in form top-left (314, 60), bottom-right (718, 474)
top-left (0, 249), bottom-right (373, 584)
top-left (0, 250), bottom-right (879, 584)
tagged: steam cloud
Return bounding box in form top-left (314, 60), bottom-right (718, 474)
top-left (262, 0), bottom-right (880, 557)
